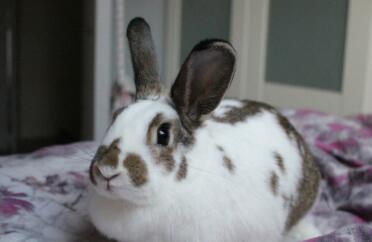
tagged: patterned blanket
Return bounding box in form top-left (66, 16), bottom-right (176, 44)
top-left (1, 109), bottom-right (372, 242)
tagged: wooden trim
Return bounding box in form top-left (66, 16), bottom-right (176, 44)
top-left (265, 83), bottom-right (341, 114)
top-left (227, 0), bottom-right (249, 99)
top-left (363, 5), bottom-right (372, 113)
top-left (163, 0), bottom-right (182, 87)
top-left (253, 0), bottom-right (269, 101)
top-left (228, 0), bottom-right (269, 100)
top-left (342, 0), bottom-right (372, 114)
top-left (93, 0), bottom-right (113, 140)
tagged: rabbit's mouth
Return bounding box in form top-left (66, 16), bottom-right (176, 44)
top-left (93, 171), bottom-right (124, 192)
top-left (93, 181), bottom-right (155, 206)
top-left (90, 164), bottom-right (154, 204)
top-left (103, 174), bottom-right (122, 192)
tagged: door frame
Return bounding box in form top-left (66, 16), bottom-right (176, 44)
top-left (93, 0), bottom-right (113, 140)
top-left (164, 0), bottom-right (182, 86)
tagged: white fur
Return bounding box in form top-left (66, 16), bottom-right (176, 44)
top-left (283, 215), bottom-right (321, 242)
top-left (88, 98), bottom-right (318, 242)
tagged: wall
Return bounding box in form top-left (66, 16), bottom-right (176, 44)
top-left (82, 0), bottom-right (94, 140)
top-left (18, 0), bottom-right (83, 151)
top-left (0, 0), bottom-right (9, 153)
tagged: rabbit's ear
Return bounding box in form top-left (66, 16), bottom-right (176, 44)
top-left (171, 39), bottom-right (236, 130)
top-left (127, 17), bottom-right (160, 99)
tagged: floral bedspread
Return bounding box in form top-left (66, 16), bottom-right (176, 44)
top-left (1, 110), bottom-right (372, 242)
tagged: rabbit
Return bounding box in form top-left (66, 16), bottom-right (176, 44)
top-left (87, 17), bottom-right (320, 242)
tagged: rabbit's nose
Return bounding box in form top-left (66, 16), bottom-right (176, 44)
top-left (102, 173), bottom-right (120, 182)
top-left (102, 173), bottom-right (120, 191)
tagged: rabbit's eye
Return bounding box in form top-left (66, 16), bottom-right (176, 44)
top-left (157, 123), bottom-right (171, 146)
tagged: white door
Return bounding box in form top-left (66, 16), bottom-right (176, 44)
top-left (228, 0), bottom-right (372, 115)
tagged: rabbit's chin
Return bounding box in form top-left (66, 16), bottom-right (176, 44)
top-left (91, 184), bottom-right (155, 206)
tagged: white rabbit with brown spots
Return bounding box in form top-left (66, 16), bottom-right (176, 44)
top-left (87, 17), bottom-right (320, 242)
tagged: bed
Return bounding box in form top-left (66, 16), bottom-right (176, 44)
top-left (1, 109), bottom-right (372, 242)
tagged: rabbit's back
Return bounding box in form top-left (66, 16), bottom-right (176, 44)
top-left (183, 98), bottom-right (320, 240)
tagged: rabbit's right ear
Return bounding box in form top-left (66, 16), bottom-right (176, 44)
top-left (127, 17), bottom-right (160, 100)
top-left (170, 39), bottom-right (236, 130)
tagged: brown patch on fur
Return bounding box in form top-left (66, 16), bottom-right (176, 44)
top-left (146, 113), bottom-right (178, 171)
top-left (223, 156), bottom-right (235, 173)
top-left (147, 113), bottom-right (164, 145)
top-left (92, 139), bottom-right (121, 168)
top-left (177, 156), bottom-right (188, 180)
top-left (217, 145), bottom-right (235, 173)
top-left (157, 147), bottom-right (176, 171)
top-left (123, 153), bottom-right (148, 187)
top-left (89, 163), bottom-right (98, 185)
top-left (276, 114), bottom-right (320, 231)
top-left (174, 121), bottom-right (195, 146)
top-left (147, 113), bottom-right (193, 147)
top-left (92, 146), bottom-right (107, 163)
top-left (212, 100), bottom-right (276, 124)
top-left (89, 139), bottom-right (121, 184)
top-left (277, 115), bottom-right (296, 139)
top-left (285, 145), bottom-right (320, 230)
top-left (274, 152), bottom-right (286, 174)
top-left (270, 172), bottom-right (279, 196)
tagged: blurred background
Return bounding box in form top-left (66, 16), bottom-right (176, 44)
top-left (1, 0), bottom-right (372, 154)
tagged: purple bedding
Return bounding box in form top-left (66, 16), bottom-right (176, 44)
top-left (1, 109), bottom-right (372, 242)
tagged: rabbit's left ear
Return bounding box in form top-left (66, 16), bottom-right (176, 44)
top-left (170, 39), bottom-right (236, 130)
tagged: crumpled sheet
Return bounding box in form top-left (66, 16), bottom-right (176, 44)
top-left (283, 110), bottom-right (372, 242)
top-left (0, 109), bottom-right (371, 242)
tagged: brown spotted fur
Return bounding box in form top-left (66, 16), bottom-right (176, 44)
top-left (270, 172), bottom-right (279, 196)
top-left (274, 152), bottom-right (286, 174)
top-left (94, 139), bottom-right (121, 168)
top-left (217, 145), bottom-right (235, 173)
top-left (123, 153), bottom-right (148, 187)
top-left (276, 113), bottom-right (320, 230)
top-left (212, 100), bottom-right (275, 124)
top-left (212, 99), bottom-right (320, 231)
top-left (176, 156), bottom-right (188, 181)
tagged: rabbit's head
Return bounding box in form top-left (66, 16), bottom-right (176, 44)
top-left (89, 18), bottom-right (236, 204)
